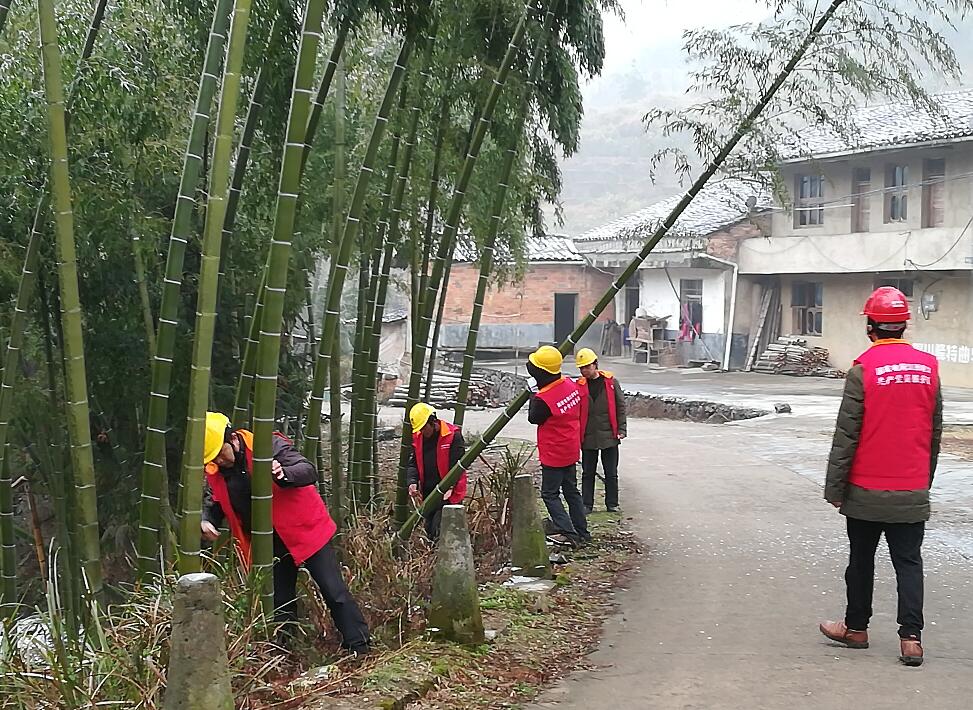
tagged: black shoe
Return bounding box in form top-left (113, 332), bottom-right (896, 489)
top-left (606, 506), bottom-right (621, 513)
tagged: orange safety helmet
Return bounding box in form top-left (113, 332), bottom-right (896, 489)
top-left (862, 286), bottom-right (911, 323)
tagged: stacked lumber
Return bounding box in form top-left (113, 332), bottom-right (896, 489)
top-left (753, 336), bottom-right (845, 378)
top-left (385, 370), bottom-right (496, 409)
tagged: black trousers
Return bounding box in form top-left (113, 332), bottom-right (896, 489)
top-left (423, 503), bottom-right (445, 541)
top-left (540, 464), bottom-right (589, 539)
top-left (844, 517), bottom-right (925, 640)
top-left (274, 537), bottom-right (370, 651)
top-left (581, 446), bottom-right (619, 509)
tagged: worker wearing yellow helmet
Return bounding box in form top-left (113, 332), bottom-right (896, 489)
top-left (574, 349), bottom-right (627, 514)
top-left (405, 402), bottom-right (467, 540)
top-left (526, 345), bottom-right (589, 546)
top-left (200, 412), bottom-right (370, 653)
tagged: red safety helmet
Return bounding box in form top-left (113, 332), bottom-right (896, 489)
top-left (861, 286), bottom-right (911, 323)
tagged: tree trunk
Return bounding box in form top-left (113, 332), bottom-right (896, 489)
top-left (397, 0), bottom-right (849, 540)
top-left (177, 0), bottom-right (256, 576)
top-left (301, 36), bottom-right (414, 462)
top-left (0, 447), bottom-right (14, 617)
top-left (38, 0), bottom-right (104, 600)
top-left (137, 0), bottom-right (233, 577)
top-left (250, 0), bottom-right (330, 612)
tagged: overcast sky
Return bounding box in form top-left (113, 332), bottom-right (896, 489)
top-left (583, 0), bottom-right (770, 101)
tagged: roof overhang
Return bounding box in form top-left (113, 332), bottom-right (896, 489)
top-left (780, 134), bottom-right (973, 165)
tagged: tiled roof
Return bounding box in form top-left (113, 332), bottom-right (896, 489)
top-left (454, 234), bottom-right (581, 264)
top-left (781, 87), bottom-right (973, 161)
top-left (575, 179), bottom-right (772, 244)
top-left (342, 305), bottom-right (409, 325)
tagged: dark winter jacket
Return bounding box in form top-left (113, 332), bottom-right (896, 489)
top-left (526, 361), bottom-right (562, 425)
top-left (202, 434), bottom-right (317, 534)
top-left (825, 364), bottom-right (943, 523)
top-left (581, 374), bottom-right (628, 450)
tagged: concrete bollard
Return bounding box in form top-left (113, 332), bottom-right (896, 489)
top-left (511, 474), bottom-right (551, 579)
top-left (427, 505), bottom-right (485, 644)
top-left (164, 573), bottom-right (234, 710)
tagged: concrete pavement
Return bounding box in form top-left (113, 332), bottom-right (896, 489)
top-left (528, 417), bottom-right (973, 709)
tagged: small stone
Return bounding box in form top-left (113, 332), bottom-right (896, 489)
top-left (775, 403), bottom-right (792, 414)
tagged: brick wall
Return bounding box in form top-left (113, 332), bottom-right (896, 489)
top-left (442, 263), bottom-right (616, 326)
top-left (706, 221), bottom-right (765, 261)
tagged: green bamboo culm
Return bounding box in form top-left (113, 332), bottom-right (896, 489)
top-left (136, 0), bottom-right (234, 578)
top-left (231, 269), bottom-right (265, 427)
top-left (0, 445), bottom-right (14, 617)
top-left (37, 0), bottom-right (104, 600)
top-left (250, 0), bottom-right (330, 613)
top-left (0, 0), bottom-right (108, 501)
top-left (454, 20), bottom-right (551, 427)
top-left (177, 0), bottom-right (256, 575)
top-left (302, 35), bottom-right (415, 463)
top-left (395, 2), bottom-right (541, 528)
top-left (328, 53), bottom-right (347, 519)
top-left (398, 0), bottom-right (851, 540)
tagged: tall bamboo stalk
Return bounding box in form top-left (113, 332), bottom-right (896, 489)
top-left (398, 0), bottom-right (850, 540)
top-left (249, 0), bottom-right (329, 610)
top-left (132, 232), bottom-right (157, 357)
top-left (0, 1), bottom-right (108, 582)
top-left (177, 0), bottom-right (256, 575)
top-left (231, 269), bottom-right (265, 427)
top-left (302, 36), bottom-right (415, 462)
top-left (136, 0), bottom-right (233, 576)
top-left (422, 237), bottom-right (455, 398)
top-left (38, 0), bottom-right (103, 600)
top-left (0, 446), bottom-right (14, 616)
top-left (328, 53), bottom-right (347, 520)
top-left (302, 22), bottom-right (349, 170)
top-left (395, 3), bottom-right (541, 528)
top-left (454, 24), bottom-right (550, 427)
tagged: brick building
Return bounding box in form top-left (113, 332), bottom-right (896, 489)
top-left (576, 179), bottom-right (772, 368)
top-left (439, 234), bottom-right (615, 357)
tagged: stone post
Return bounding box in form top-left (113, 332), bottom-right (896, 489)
top-left (427, 505), bottom-right (485, 644)
top-left (511, 474), bottom-right (551, 579)
top-left (164, 573), bottom-right (234, 710)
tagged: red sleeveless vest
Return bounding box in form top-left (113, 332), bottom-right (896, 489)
top-left (577, 372), bottom-right (619, 441)
top-left (206, 431), bottom-right (336, 568)
top-left (535, 377), bottom-right (583, 467)
top-left (412, 420), bottom-right (467, 504)
top-left (849, 341), bottom-right (938, 491)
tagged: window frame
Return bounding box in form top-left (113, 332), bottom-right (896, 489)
top-left (851, 167), bottom-right (871, 233)
top-left (678, 278), bottom-right (704, 338)
top-left (791, 281), bottom-right (823, 337)
top-left (884, 164), bottom-right (910, 223)
top-left (794, 174), bottom-right (826, 228)
top-left (922, 158), bottom-right (946, 229)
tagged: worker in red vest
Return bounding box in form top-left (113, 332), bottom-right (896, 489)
top-left (406, 402), bottom-right (467, 540)
top-left (526, 345), bottom-right (590, 546)
top-left (200, 412), bottom-right (370, 653)
top-left (575, 348), bottom-right (627, 513)
top-left (819, 287), bottom-right (943, 667)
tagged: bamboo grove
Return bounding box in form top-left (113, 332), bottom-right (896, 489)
top-left (2, 0), bottom-right (971, 630)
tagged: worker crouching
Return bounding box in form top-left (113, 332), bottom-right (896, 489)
top-left (200, 412), bottom-right (370, 654)
top-left (406, 403), bottom-right (467, 541)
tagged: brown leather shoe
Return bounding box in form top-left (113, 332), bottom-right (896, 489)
top-left (899, 636), bottom-right (924, 667)
top-left (819, 620), bottom-right (869, 649)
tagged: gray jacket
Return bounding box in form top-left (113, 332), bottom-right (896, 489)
top-left (580, 373), bottom-right (628, 450)
top-left (825, 364), bottom-right (943, 523)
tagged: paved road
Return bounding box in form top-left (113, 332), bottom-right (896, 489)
top-left (525, 416), bottom-right (973, 709)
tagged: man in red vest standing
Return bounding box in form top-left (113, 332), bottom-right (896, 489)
top-left (200, 412), bottom-right (370, 654)
top-left (406, 402), bottom-right (467, 541)
top-left (819, 287), bottom-right (943, 667)
top-left (526, 345), bottom-right (590, 546)
top-left (575, 348), bottom-right (628, 513)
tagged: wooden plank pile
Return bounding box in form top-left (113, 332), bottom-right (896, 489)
top-left (753, 336), bottom-right (845, 378)
top-left (385, 370), bottom-right (496, 409)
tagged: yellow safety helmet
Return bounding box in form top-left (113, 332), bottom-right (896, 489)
top-left (529, 345), bottom-right (563, 375)
top-left (575, 348), bottom-right (598, 368)
top-left (409, 402), bottom-right (437, 434)
top-left (203, 411), bottom-right (231, 465)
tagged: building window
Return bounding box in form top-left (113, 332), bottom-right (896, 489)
top-left (678, 279), bottom-right (703, 340)
top-left (795, 174), bottom-right (825, 227)
top-left (884, 164), bottom-right (909, 223)
top-left (851, 168), bottom-right (871, 233)
top-left (922, 158), bottom-right (945, 228)
top-left (791, 281), bottom-right (823, 336)
top-left (874, 277), bottom-right (914, 298)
